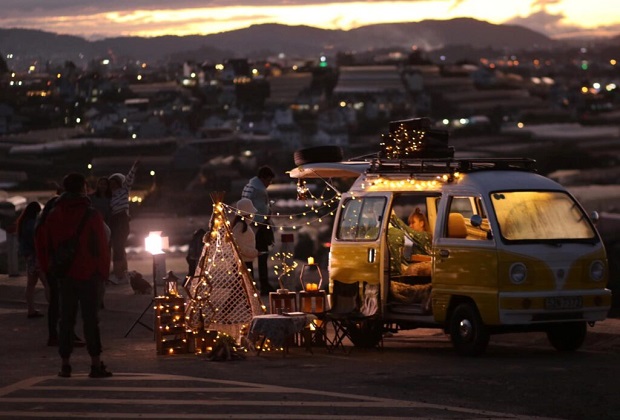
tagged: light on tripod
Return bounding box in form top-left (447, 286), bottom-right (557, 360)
top-left (145, 231), bottom-right (167, 255)
top-left (144, 231), bottom-right (169, 297)
top-left (124, 231), bottom-right (169, 338)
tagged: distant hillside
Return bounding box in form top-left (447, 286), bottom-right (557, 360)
top-left (0, 18), bottom-right (557, 64)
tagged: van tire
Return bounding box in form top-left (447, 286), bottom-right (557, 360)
top-left (293, 146), bottom-right (344, 166)
top-left (449, 303), bottom-right (490, 357)
top-left (546, 322), bottom-right (587, 352)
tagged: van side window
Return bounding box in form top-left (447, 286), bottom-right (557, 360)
top-left (445, 196), bottom-right (491, 240)
top-left (337, 197), bottom-right (386, 240)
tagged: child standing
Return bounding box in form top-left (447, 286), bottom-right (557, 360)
top-left (108, 159), bottom-right (139, 284)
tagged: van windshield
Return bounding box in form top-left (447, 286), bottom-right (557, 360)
top-left (491, 191), bottom-right (596, 242)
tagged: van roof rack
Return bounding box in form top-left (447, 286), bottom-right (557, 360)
top-left (366, 157), bottom-right (537, 175)
top-left (365, 117), bottom-right (537, 175)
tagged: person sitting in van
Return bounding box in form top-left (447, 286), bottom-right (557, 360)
top-left (405, 208), bottom-right (432, 257)
top-left (390, 209), bottom-right (431, 255)
top-left (389, 209), bottom-right (432, 276)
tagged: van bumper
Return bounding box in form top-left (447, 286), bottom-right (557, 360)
top-left (498, 289), bottom-right (611, 325)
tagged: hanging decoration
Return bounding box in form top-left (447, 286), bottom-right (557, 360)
top-left (296, 179), bottom-right (310, 200)
top-left (380, 117), bottom-right (453, 160)
top-left (184, 192), bottom-right (265, 345)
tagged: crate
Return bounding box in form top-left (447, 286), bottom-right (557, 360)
top-left (154, 296), bottom-right (188, 355)
top-left (299, 290), bottom-right (326, 314)
top-left (269, 291), bottom-right (298, 314)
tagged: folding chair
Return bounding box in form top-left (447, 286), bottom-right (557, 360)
top-left (324, 280), bottom-right (383, 353)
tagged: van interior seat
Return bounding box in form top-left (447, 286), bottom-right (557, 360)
top-left (447, 213), bottom-right (468, 238)
top-left (464, 218), bottom-right (490, 240)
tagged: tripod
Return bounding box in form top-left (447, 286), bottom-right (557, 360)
top-left (124, 253), bottom-right (164, 337)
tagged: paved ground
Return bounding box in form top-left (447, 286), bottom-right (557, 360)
top-left (2, 252), bottom-right (620, 419)
top-left (3, 251), bottom-right (619, 331)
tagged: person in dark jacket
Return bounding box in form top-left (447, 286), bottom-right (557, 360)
top-left (36, 173), bottom-right (112, 378)
top-left (16, 201), bottom-right (49, 318)
top-left (36, 188), bottom-right (86, 347)
top-left (186, 228), bottom-right (206, 277)
top-left (89, 176), bottom-right (111, 224)
top-left (241, 166), bottom-right (276, 294)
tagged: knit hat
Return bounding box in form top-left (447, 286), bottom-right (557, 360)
top-left (236, 198), bottom-right (257, 215)
top-left (109, 173), bottom-right (125, 184)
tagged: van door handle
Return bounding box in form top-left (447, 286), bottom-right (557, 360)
top-left (367, 248), bottom-right (376, 263)
top-left (439, 249), bottom-right (450, 258)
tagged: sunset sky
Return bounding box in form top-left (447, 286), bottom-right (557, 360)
top-left (1, 0), bottom-right (618, 40)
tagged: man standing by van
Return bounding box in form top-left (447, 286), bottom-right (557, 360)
top-left (241, 166), bottom-right (276, 294)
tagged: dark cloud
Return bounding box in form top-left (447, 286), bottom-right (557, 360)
top-left (1, 0), bottom-right (414, 17)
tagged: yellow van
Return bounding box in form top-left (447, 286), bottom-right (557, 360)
top-left (289, 118), bottom-right (611, 356)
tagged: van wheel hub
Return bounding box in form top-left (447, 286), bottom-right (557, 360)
top-left (449, 303), bottom-right (490, 356)
top-left (458, 319), bottom-right (473, 340)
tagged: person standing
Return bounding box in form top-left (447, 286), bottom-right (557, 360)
top-left (231, 198), bottom-right (260, 278)
top-left (36, 172), bottom-right (112, 378)
top-left (186, 228), bottom-right (206, 277)
top-left (108, 159), bottom-right (139, 284)
top-left (35, 186), bottom-right (84, 347)
top-left (35, 186), bottom-right (93, 346)
top-left (241, 166), bottom-right (276, 294)
top-left (88, 176), bottom-right (112, 308)
top-left (17, 201), bottom-right (49, 318)
top-left (89, 177), bottom-right (111, 225)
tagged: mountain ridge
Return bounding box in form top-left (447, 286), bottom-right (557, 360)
top-left (0, 18), bottom-right (585, 64)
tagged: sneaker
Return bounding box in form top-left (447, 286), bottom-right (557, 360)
top-left (107, 275), bottom-right (121, 285)
top-left (58, 364), bottom-right (72, 378)
top-left (89, 362), bottom-right (113, 378)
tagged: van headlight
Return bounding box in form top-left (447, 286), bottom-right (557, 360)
top-left (509, 263), bottom-right (527, 284)
top-left (590, 260), bottom-right (605, 281)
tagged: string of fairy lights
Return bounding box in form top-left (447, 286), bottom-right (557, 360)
top-left (380, 122), bottom-right (427, 159)
top-left (221, 180), bottom-right (342, 232)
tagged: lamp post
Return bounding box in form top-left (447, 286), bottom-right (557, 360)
top-left (145, 231), bottom-right (168, 296)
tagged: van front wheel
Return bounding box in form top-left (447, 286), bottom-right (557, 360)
top-left (546, 322), bottom-right (587, 352)
top-left (449, 303), bottom-right (490, 357)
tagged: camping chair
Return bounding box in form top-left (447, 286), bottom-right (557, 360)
top-left (324, 280), bottom-right (382, 353)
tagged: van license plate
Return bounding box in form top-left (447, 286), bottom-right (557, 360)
top-left (544, 296), bottom-right (583, 310)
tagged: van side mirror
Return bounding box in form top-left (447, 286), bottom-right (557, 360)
top-left (470, 214), bottom-right (483, 227)
top-left (590, 211), bottom-right (599, 224)
top-left (470, 214), bottom-right (493, 240)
